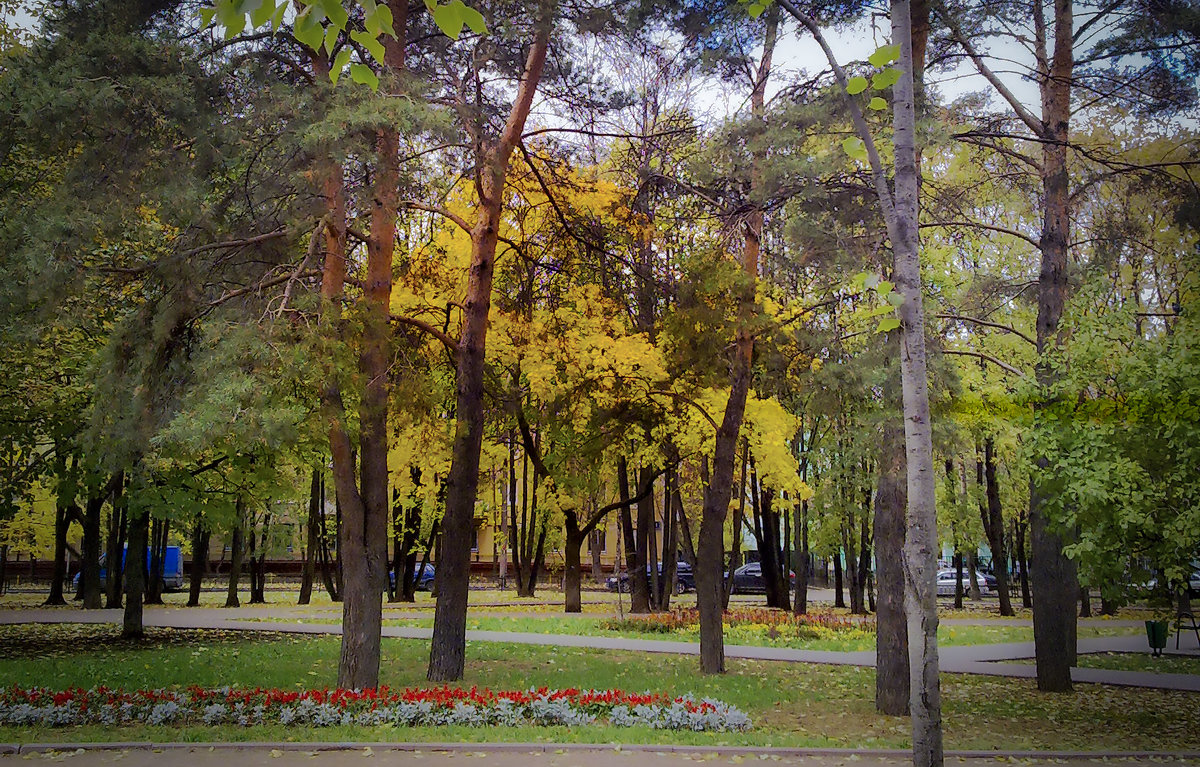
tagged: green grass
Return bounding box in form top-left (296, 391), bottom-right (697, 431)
top-left (240, 613), bottom-right (1138, 651)
top-left (1070, 652), bottom-right (1200, 674)
top-left (0, 623), bottom-right (1196, 751)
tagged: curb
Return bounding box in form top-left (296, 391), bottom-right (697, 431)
top-left (7, 742), bottom-right (1200, 759)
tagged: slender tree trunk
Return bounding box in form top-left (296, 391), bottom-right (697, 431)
top-left (104, 474), bottom-right (126, 609)
top-left (953, 551), bottom-right (964, 608)
top-left (122, 503), bottom-right (148, 639)
top-left (794, 496), bottom-right (810, 615)
top-left (45, 502), bottom-right (71, 606)
top-left (589, 525), bottom-right (604, 583)
top-left (145, 517), bottom-right (166, 604)
top-left (0, 545), bottom-right (7, 597)
top-left (981, 437), bottom-right (1013, 615)
top-left (630, 465), bottom-right (654, 613)
top-left (250, 509), bottom-right (270, 604)
top-left (225, 498), bottom-right (245, 609)
top-left (834, 553), bottom-right (846, 608)
top-left (428, 16), bottom-right (553, 682)
top-left (188, 519), bottom-right (207, 608)
top-left (299, 468), bottom-right (321, 605)
top-left (81, 491), bottom-right (104, 609)
top-left (723, 443), bottom-right (749, 608)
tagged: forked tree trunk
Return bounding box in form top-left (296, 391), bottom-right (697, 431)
top-left (428, 14), bottom-right (554, 681)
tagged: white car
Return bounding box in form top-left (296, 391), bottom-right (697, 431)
top-left (936, 569), bottom-right (991, 597)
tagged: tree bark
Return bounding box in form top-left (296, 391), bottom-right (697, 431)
top-left (145, 517), bottom-right (166, 604)
top-left (81, 489), bottom-right (104, 609)
top-left (225, 497), bottom-right (244, 609)
top-left (891, 2), bottom-right (944, 761)
top-left (697, 8), bottom-right (778, 674)
top-left (874, 406), bottom-right (910, 715)
top-left (104, 473), bottom-right (126, 609)
top-left (188, 518), bottom-right (207, 607)
top-left (1029, 0), bottom-right (1078, 694)
top-left (45, 501), bottom-right (71, 606)
top-left (428, 13), bottom-right (554, 682)
top-left (981, 437), bottom-right (1013, 615)
top-left (299, 467), bottom-right (321, 605)
top-left (122, 503), bottom-right (148, 639)
top-left (631, 466), bottom-right (654, 613)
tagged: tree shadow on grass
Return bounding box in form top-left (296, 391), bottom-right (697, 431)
top-left (0, 624), bottom-right (292, 660)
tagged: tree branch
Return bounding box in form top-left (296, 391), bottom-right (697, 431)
top-left (935, 1), bottom-right (1046, 137)
top-left (943, 349), bottom-right (1028, 377)
top-left (936, 313), bottom-right (1036, 346)
top-left (921, 219), bottom-right (1042, 249)
top-left (390, 314), bottom-right (459, 355)
top-left (402, 201), bottom-right (471, 234)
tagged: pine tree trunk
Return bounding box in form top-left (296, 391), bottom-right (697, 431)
top-left (1028, 0), bottom-right (1078, 695)
top-left (428, 18), bottom-right (552, 682)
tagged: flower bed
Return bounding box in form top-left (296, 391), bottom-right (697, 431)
top-left (600, 608), bottom-right (875, 643)
top-left (0, 685), bottom-right (751, 732)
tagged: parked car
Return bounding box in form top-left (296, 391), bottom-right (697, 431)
top-left (728, 562), bottom-right (795, 595)
top-left (389, 562), bottom-right (436, 591)
top-left (72, 546), bottom-right (184, 592)
top-left (936, 569), bottom-right (992, 597)
top-left (606, 561), bottom-right (694, 594)
top-left (975, 568), bottom-right (999, 591)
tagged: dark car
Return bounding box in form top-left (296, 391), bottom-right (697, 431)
top-left (729, 562), bottom-right (795, 594)
top-left (606, 561), bottom-right (694, 594)
top-left (390, 562), bottom-right (435, 591)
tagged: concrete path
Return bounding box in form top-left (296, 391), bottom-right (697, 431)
top-left (2, 608), bottom-right (1197, 691)
top-left (3, 743), bottom-right (1200, 766)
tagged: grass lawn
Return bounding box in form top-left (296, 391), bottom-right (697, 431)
top-left (238, 614), bottom-right (1138, 651)
top-left (0, 623), bottom-right (1195, 751)
top-left (1064, 652), bottom-right (1200, 675)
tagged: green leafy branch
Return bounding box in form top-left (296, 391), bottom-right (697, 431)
top-left (199, 0), bottom-right (485, 90)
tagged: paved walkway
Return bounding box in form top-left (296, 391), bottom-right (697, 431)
top-left (5, 743), bottom-right (1200, 766)
top-left (2, 607), bottom-right (1197, 691)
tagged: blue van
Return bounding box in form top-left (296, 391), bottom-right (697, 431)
top-left (73, 546), bottom-right (185, 592)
